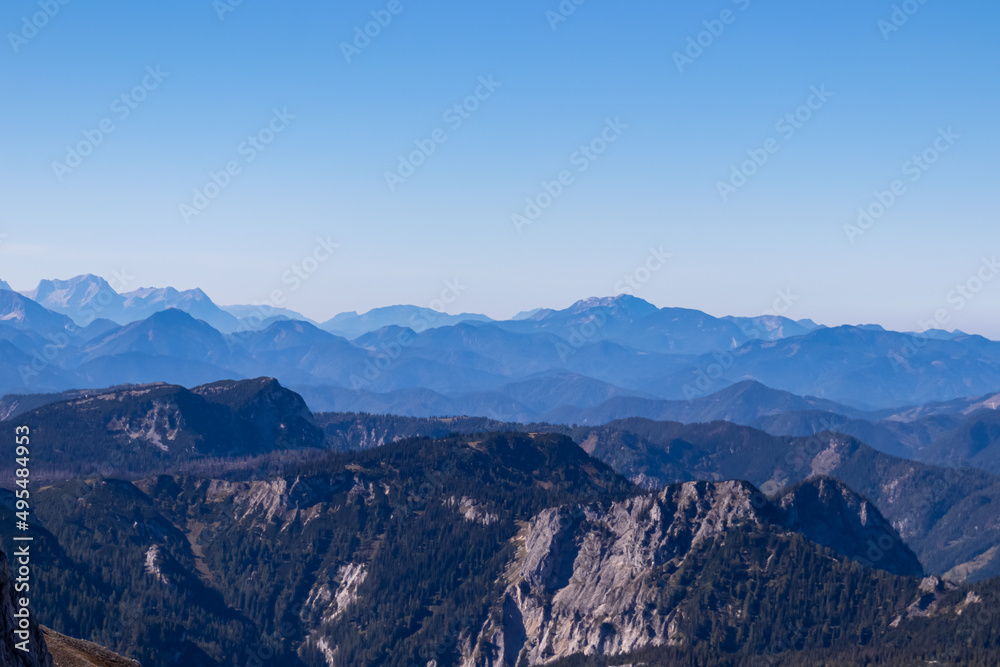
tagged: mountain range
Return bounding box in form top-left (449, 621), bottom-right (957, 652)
top-left (4, 378), bottom-right (1000, 583)
top-left (3, 377), bottom-right (999, 665)
top-left (5, 276), bottom-right (1000, 416)
top-left (7, 273), bottom-right (1000, 479)
top-left (6, 277), bottom-right (1000, 664)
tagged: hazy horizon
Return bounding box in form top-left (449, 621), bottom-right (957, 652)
top-left (3, 1), bottom-right (998, 334)
top-left (2, 272), bottom-right (992, 339)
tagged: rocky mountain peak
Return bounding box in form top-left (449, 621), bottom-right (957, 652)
top-left (776, 476), bottom-right (923, 577)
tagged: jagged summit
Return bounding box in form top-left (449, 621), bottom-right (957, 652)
top-left (565, 293), bottom-right (658, 315)
top-left (26, 274), bottom-right (116, 307)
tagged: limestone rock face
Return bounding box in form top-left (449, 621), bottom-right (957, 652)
top-left (462, 477), bottom-right (923, 666)
top-left (463, 480), bottom-right (771, 666)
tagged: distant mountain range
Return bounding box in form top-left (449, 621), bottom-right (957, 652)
top-left (18, 274), bottom-right (302, 333)
top-left (321, 305), bottom-right (493, 339)
top-left (4, 276), bottom-right (1000, 414)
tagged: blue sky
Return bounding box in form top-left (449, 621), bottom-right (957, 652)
top-left (1, 0), bottom-right (998, 334)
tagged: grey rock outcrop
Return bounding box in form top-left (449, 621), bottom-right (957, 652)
top-left (463, 478), bottom-right (923, 666)
top-left (463, 480), bottom-right (770, 666)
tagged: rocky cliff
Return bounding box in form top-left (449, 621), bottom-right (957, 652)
top-left (776, 476), bottom-right (923, 577)
top-left (463, 478), bottom-right (922, 666)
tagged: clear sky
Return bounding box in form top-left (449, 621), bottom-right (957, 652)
top-left (1, 0), bottom-right (998, 334)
